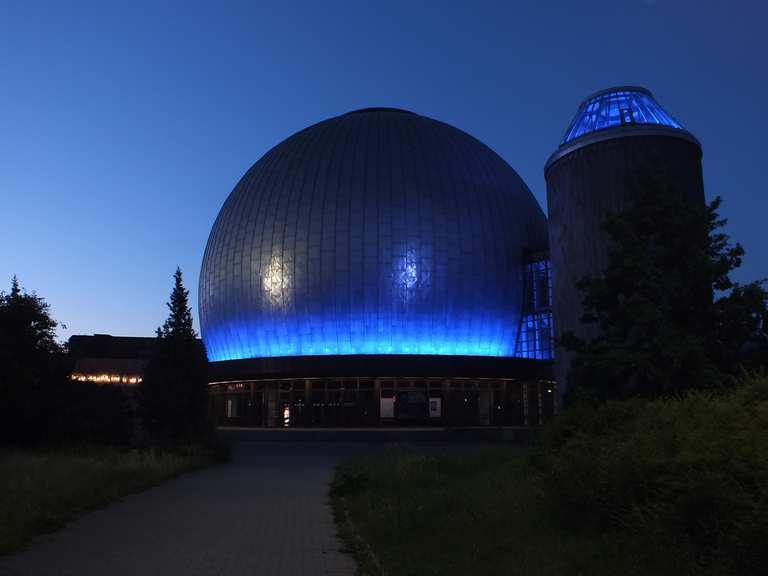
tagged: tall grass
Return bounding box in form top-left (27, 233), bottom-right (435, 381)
top-left (333, 375), bottom-right (768, 575)
top-left (0, 445), bottom-right (220, 555)
top-left (333, 448), bottom-right (686, 576)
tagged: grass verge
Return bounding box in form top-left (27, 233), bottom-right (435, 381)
top-left (331, 447), bottom-right (724, 576)
top-left (0, 443), bottom-right (227, 556)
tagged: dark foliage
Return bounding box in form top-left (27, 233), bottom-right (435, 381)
top-left (139, 338), bottom-right (209, 444)
top-left (562, 167), bottom-right (768, 401)
top-left (0, 277), bottom-right (132, 446)
top-left (0, 276), bottom-right (60, 392)
top-left (711, 281), bottom-right (768, 371)
top-left (0, 276), bottom-right (60, 355)
top-left (140, 268), bottom-right (210, 445)
top-left (533, 374), bottom-right (768, 574)
top-left (54, 377), bottom-right (134, 445)
top-left (0, 276), bottom-right (60, 444)
top-left (156, 267), bottom-right (196, 339)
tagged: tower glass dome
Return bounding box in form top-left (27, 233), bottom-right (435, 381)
top-left (560, 86), bottom-right (685, 145)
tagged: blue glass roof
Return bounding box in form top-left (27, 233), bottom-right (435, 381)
top-left (560, 87), bottom-right (685, 146)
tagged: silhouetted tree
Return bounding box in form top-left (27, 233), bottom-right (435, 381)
top-left (562, 167), bottom-right (768, 402)
top-left (0, 276), bottom-right (63, 443)
top-left (140, 268), bottom-right (209, 444)
top-left (711, 281), bottom-right (768, 370)
top-left (0, 277), bottom-right (134, 445)
top-left (0, 275), bottom-right (60, 358)
top-left (157, 267), bottom-right (196, 339)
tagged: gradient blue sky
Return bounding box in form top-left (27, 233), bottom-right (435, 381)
top-left (1, 0), bottom-right (765, 340)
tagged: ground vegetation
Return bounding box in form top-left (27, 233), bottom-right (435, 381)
top-left (0, 444), bottom-right (222, 555)
top-left (0, 273), bottom-right (225, 557)
top-left (333, 375), bottom-right (767, 576)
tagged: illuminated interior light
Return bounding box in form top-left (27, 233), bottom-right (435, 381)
top-left (283, 405), bottom-right (290, 427)
top-left (561, 87), bottom-right (685, 146)
top-left (69, 373), bottom-right (143, 385)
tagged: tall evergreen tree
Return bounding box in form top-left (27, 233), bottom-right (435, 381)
top-left (140, 268), bottom-right (209, 444)
top-left (562, 167), bottom-right (768, 402)
top-left (157, 267), bottom-right (196, 339)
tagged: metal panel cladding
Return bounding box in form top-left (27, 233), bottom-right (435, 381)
top-left (200, 108), bottom-right (548, 361)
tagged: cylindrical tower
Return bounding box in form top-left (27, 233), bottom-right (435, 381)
top-left (545, 86), bottom-right (704, 399)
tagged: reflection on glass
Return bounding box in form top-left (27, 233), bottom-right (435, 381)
top-left (394, 248), bottom-right (429, 305)
top-left (262, 255), bottom-right (290, 307)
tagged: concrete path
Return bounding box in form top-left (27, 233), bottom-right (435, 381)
top-left (0, 442), bottom-right (360, 576)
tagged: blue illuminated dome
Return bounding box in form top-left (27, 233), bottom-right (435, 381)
top-left (199, 108), bottom-right (548, 362)
top-left (561, 86), bottom-right (686, 145)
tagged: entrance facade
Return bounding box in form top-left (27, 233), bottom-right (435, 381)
top-left (210, 377), bottom-right (555, 428)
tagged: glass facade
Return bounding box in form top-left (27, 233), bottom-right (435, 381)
top-left (516, 258), bottom-right (553, 360)
top-left (199, 109), bottom-right (549, 361)
top-left (209, 377), bottom-right (556, 427)
top-left (561, 87), bottom-right (685, 145)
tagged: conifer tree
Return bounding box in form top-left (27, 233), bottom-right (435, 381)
top-left (10, 275), bottom-right (19, 298)
top-left (157, 267), bottom-right (196, 339)
top-left (141, 267), bottom-right (209, 444)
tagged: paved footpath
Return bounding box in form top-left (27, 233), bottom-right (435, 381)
top-left (0, 442), bottom-right (360, 576)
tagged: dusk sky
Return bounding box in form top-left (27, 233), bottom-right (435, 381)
top-left (1, 0), bottom-right (766, 340)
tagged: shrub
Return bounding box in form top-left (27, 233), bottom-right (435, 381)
top-left (533, 374), bottom-right (768, 573)
top-left (1, 367), bottom-right (134, 447)
top-left (138, 338), bottom-right (210, 446)
top-left (55, 379), bottom-right (134, 446)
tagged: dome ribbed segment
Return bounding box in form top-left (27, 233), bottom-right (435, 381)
top-left (199, 109), bottom-right (548, 361)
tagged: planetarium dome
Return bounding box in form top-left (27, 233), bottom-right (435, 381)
top-left (199, 108), bottom-right (547, 362)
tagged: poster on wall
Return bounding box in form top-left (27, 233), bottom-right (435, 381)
top-left (429, 398), bottom-right (442, 418)
top-left (380, 397), bottom-right (395, 419)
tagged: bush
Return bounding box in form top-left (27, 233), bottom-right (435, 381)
top-left (1, 367), bottom-right (134, 447)
top-left (139, 338), bottom-right (210, 445)
top-left (533, 374), bottom-right (768, 573)
top-left (55, 379), bottom-right (134, 446)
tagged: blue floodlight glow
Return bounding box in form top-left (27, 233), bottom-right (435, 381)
top-left (204, 317), bottom-right (514, 360)
top-left (561, 87), bottom-right (686, 145)
top-left (199, 108), bottom-right (549, 362)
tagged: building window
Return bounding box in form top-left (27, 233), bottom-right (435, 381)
top-left (226, 398), bottom-right (238, 418)
top-left (517, 257), bottom-right (554, 360)
top-left (517, 312), bottom-right (554, 360)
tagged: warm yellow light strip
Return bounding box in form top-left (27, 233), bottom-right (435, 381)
top-left (70, 373), bottom-right (143, 385)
